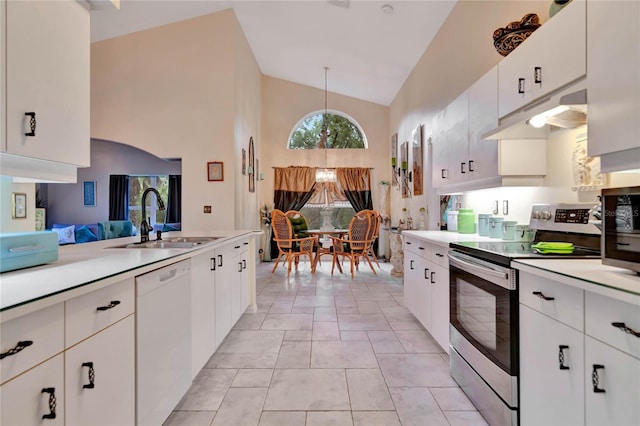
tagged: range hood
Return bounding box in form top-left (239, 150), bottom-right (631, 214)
top-left (483, 80), bottom-right (587, 140)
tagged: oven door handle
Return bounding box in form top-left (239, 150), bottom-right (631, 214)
top-left (447, 252), bottom-right (509, 280)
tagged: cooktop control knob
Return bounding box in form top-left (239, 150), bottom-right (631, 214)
top-left (532, 211), bottom-right (540, 219)
top-left (540, 211), bottom-right (552, 220)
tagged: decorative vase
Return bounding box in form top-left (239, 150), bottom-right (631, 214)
top-left (549, 0), bottom-right (572, 18)
top-left (493, 13), bottom-right (541, 57)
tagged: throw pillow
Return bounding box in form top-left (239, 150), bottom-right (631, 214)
top-left (75, 225), bottom-right (98, 243)
top-left (52, 225), bottom-right (76, 245)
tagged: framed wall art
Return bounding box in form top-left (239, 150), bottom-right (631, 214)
top-left (242, 149), bottom-right (247, 175)
top-left (248, 137), bottom-right (255, 193)
top-left (207, 162), bottom-right (224, 181)
top-left (11, 192), bottom-right (27, 219)
top-left (391, 133), bottom-right (399, 187)
top-left (83, 180), bottom-right (96, 207)
top-left (412, 124), bottom-right (423, 196)
top-left (401, 141), bottom-right (411, 199)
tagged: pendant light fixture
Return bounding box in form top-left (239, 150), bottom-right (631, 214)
top-left (316, 66), bottom-right (336, 183)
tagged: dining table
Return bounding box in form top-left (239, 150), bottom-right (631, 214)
top-left (306, 228), bottom-right (348, 272)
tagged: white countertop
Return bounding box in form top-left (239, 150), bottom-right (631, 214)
top-left (513, 259), bottom-right (640, 304)
top-left (400, 230), bottom-right (506, 247)
top-left (0, 230), bottom-right (258, 317)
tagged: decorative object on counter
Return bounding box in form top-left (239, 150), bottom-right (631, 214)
top-left (493, 13), bottom-right (541, 56)
top-left (489, 217), bottom-right (504, 238)
top-left (457, 208), bottom-right (475, 234)
top-left (418, 207), bottom-right (426, 230)
top-left (571, 131), bottom-right (605, 192)
top-left (478, 214), bottom-right (492, 236)
top-left (447, 211), bottom-right (459, 232)
top-left (83, 180), bottom-right (96, 207)
top-left (549, 0), bottom-right (572, 18)
top-left (207, 161), bottom-right (224, 181)
top-left (502, 221), bottom-right (518, 240)
top-left (412, 124), bottom-right (423, 196)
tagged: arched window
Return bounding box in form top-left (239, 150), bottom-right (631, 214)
top-left (288, 111), bottom-right (367, 149)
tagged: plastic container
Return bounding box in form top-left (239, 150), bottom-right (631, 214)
top-left (502, 221), bottom-right (518, 240)
top-left (489, 217), bottom-right (504, 238)
top-left (447, 211), bottom-right (459, 232)
top-left (458, 208), bottom-right (475, 234)
top-left (515, 225), bottom-right (535, 242)
top-left (478, 214), bottom-right (492, 236)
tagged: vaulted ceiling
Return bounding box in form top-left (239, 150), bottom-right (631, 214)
top-left (90, 1), bottom-right (457, 106)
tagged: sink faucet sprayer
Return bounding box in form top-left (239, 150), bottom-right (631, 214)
top-left (140, 188), bottom-right (165, 243)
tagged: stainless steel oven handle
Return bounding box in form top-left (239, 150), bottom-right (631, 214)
top-left (447, 252), bottom-right (508, 280)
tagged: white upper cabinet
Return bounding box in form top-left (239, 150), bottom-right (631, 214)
top-left (467, 66), bottom-right (499, 182)
top-left (586, 0), bottom-right (640, 171)
top-left (1, 0), bottom-right (89, 181)
top-left (498, 0), bottom-right (586, 118)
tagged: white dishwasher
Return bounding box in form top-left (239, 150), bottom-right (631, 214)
top-left (136, 259), bottom-right (192, 426)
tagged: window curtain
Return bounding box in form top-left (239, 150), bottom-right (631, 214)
top-left (166, 175), bottom-right (182, 223)
top-left (271, 167), bottom-right (317, 259)
top-left (108, 175), bottom-right (129, 221)
top-left (336, 168), bottom-right (373, 212)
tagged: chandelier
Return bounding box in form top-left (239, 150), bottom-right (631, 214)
top-left (316, 66), bottom-right (336, 183)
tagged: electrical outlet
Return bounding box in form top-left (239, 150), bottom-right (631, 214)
top-left (493, 200), bottom-right (499, 215)
top-left (503, 200), bottom-right (509, 215)
top-left (204, 205), bottom-right (212, 214)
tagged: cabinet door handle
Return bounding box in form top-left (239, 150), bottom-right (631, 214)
top-left (441, 169), bottom-right (447, 179)
top-left (82, 362), bottom-right (95, 389)
top-left (461, 162), bottom-right (466, 174)
top-left (518, 78), bottom-right (525, 94)
top-left (96, 300), bottom-right (121, 311)
top-left (242, 259), bottom-right (247, 269)
top-left (558, 345), bottom-right (570, 370)
top-left (0, 340), bottom-right (34, 359)
top-left (238, 262), bottom-right (243, 272)
top-left (611, 322), bottom-right (640, 338)
top-left (41, 387), bottom-right (57, 419)
top-left (211, 257), bottom-right (216, 271)
top-left (533, 291), bottom-right (555, 301)
top-left (410, 259), bottom-right (414, 270)
top-left (424, 268), bottom-right (429, 280)
top-left (430, 271), bottom-right (436, 284)
top-left (468, 160), bottom-right (474, 172)
top-left (218, 254), bottom-right (223, 267)
top-left (25, 112), bottom-right (36, 136)
top-left (534, 66), bottom-right (542, 84)
top-left (592, 364), bottom-right (606, 393)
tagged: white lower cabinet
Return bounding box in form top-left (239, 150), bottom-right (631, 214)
top-left (65, 316), bottom-right (135, 426)
top-left (191, 248), bottom-right (217, 378)
top-left (403, 236), bottom-right (449, 352)
top-left (519, 269), bottom-right (640, 426)
top-left (215, 243), bottom-right (235, 349)
top-left (520, 304), bottom-right (584, 425)
top-left (231, 240), bottom-right (250, 325)
top-left (0, 353), bottom-right (64, 425)
top-left (585, 336), bottom-right (640, 426)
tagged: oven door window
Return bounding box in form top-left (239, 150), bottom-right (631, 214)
top-left (450, 264), bottom-right (517, 375)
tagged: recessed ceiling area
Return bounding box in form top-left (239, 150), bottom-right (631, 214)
top-left (90, 1), bottom-right (457, 106)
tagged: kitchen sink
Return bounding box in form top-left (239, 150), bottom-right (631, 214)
top-left (108, 237), bottom-right (221, 249)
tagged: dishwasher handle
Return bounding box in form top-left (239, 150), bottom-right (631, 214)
top-left (159, 269), bottom-right (177, 282)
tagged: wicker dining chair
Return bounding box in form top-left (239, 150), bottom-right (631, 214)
top-left (329, 212), bottom-right (377, 279)
top-left (271, 209), bottom-right (318, 277)
top-left (356, 209), bottom-right (381, 268)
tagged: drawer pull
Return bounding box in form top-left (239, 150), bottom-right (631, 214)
top-left (25, 112), bottom-right (36, 137)
top-left (0, 340), bottom-right (34, 359)
top-left (611, 322), bottom-right (640, 338)
top-left (435, 253), bottom-right (444, 257)
top-left (592, 364), bottom-right (606, 393)
top-left (418, 247), bottom-right (425, 250)
top-left (558, 345), bottom-right (570, 370)
top-left (96, 300), bottom-right (121, 311)
top-left (82, 362), bottom-right (95, 389)
top-left (533, 291), bottom-right (555, 301)
top-left (41, 387), bottom-right (57, 419)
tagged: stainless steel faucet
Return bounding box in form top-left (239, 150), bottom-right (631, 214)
top-left (140, 188), bottom-right (166, 243)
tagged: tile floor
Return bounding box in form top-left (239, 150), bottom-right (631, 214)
top-left (164, 259), bottom-right (488, 426)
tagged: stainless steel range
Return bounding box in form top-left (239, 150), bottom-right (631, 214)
top-left (447, 203), bottom-right (601, 426)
